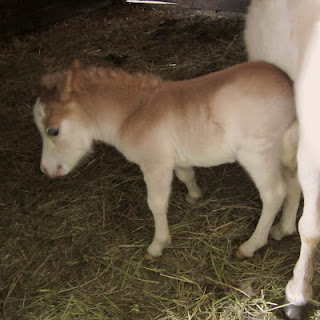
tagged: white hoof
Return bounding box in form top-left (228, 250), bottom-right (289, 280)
top-left (270, 223), bottom-right (296, 241)
top-left (238, 242), bottom-right (255, 258)
top-left (147, 237), bottom-right (172, 257)
top-left (185, 193), bottom-right (200, 205)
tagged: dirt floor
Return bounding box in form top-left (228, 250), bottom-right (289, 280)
top-left (0, 3), bottom-right (320, 320)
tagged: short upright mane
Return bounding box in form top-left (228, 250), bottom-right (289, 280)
top-left (40, 62), bottom-right (163, 103)
top-left (79, 66), bottom-right (162, 90)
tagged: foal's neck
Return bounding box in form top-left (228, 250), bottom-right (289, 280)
top-left (84, 72), bottom-right (160, 147)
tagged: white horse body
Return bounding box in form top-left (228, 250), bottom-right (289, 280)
top-left (245, 0), bottom-right (320, 317)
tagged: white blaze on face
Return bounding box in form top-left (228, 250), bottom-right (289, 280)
top-left (33, 98), bottom-right (93, 178)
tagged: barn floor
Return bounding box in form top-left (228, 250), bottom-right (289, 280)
top-left (0, 3), bottom-right (319, 320)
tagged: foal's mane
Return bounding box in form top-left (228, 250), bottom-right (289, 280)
top-left (40, 61), bottom-right (162, 103)
top-left (78, 65), bottom-right (162, 90)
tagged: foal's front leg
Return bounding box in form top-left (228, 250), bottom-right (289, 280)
top-left (142, 165), bottom-right (174, 258)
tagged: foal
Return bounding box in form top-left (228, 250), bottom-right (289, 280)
top-left (34, 61), bottom-right (300, 259)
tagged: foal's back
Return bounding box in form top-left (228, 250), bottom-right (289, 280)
top-left (132, 61), bottom-right (295, 167)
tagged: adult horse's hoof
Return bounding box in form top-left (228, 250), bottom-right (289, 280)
top-left (283, 300), bottom-right (303, 320)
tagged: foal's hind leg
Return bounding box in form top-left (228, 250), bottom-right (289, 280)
top-left (271, 121), bottom-right (301, 240)
top-left (237, 151), bottom-right (286, 257)
top-left (175, 167), bottom-right (201, 205)
top-left (270, 170), bottom-right (301, 241)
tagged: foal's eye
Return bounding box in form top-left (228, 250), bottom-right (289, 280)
top-left (47, 128), bottom-right (60, 137)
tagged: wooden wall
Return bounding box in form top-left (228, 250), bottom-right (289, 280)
top-left (0, 0), bottom-right (113, 41)
top-left (0, 0), bottom-right (249, 41)
top-left (131, 0), bottom-right (250, 12)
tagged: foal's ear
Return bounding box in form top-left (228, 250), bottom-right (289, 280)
top-left (60, 69), bottom-right (74, 102)
top-left (60, 61), bottom-right (82, 101)
top-left (40, 61), bottom-right (82, 102)
top-left (40, 72), bottom-right (64, 91)
top-left (72, 60), bottom-right (81, 70)
top-left (40, 70), bottom-right (75, 102)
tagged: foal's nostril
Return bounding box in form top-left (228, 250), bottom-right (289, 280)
top-left (40, 164), bottom-right (49, 175)
top-left (56, 164), bottom-right (65, 177)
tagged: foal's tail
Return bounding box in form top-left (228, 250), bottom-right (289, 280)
top-left (281, 121), bottom-right (299, 173)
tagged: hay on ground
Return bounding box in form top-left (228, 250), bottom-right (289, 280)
top-left (0, 3), bottom-right (319, 320)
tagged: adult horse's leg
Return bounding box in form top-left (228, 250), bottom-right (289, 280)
top-left (284, 146), bottom-right (320, 319)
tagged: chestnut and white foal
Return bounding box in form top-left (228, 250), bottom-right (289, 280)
top-left (34, 61), bottom-right (299, 260)
top-left (245, 0), bottom-right (320, 318)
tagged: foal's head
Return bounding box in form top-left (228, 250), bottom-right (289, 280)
top-left (34, 61), bottom-right (94, 178)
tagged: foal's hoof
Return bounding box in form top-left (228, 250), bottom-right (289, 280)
top-left (234, 249), bottom-right (246, 260)
top-left (283, 300), bottom-right (303, 320)
top-left (185, 194), bottom-right (200, 205)
top-left (270, 223), bottom-right (296, 241)
top-left (144, 252), bottom-right (155, 261)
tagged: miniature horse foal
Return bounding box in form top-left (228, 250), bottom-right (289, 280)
top-left (34, 61), bottom-right (300, 259)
